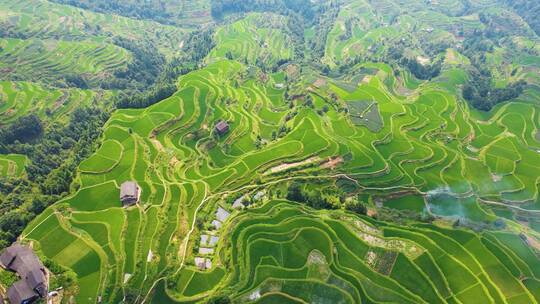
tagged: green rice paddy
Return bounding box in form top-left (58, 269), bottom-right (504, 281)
top-left (21, 55), bottom-right (540, 302)
top-left (0, 80), bottom-right (113, 124)
top-left (8, 0), bottom-right (540, 302)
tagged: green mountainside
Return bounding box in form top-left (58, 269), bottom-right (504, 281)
top-left (0, 0), bottom-right (540, 303)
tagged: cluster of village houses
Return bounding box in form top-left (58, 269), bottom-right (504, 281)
top-left (0, 243), bottom-right (49, 304)
top-left (194, 191), bottom-right (266, 270)
top-left (118, 176), bottom-right (268, 273)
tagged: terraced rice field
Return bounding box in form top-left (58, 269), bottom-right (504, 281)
top-left (322, 0), bottom-right (540, 94)
top-left (0, 154), bottom-right (27, 178)
top-left (0, 39), bottom-right (132, 83)
top-left (191, 200), bottom-right (539, 303)
top-left (0, 38), bottom-right (130, 85)
top-left (21, 57), bottom-right (540, 302)
top-left (10, 0), bottom-right (540, 302)
top-left (208, 13), bottom-right (294, 66)
top-left (0, 0), bottom-right (188, 58)
top-left (0, 80), bottom-right (113, 124)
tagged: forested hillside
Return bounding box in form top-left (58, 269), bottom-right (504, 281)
top-left (503, 0), bottom-right (540, 35)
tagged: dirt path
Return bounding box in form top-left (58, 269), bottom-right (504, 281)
top-left (266, 156), bottom-right (320, 174)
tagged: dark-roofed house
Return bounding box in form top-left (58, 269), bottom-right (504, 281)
top-left (7, 280), bottom-right (38, 304)
top-left (120, 181), bottom-right (140, 207)
top-left (214, 121), bottom-right (229, 136)
top-left (0, 243), bottom-right (48, 304)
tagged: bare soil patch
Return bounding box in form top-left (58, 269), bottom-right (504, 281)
top-left (266, 156), bottom-right (320, 174)
top-left (321, 156), bottom-right (343, 170)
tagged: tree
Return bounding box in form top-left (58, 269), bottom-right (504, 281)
top-left (207, 295), bottom-right (231, 304)
top-left (287, 181), bottom-right (304, 202)
top-left (0, 114), bottom-right (43, 145)
top-left (344, 199), bottom-right (367, 215)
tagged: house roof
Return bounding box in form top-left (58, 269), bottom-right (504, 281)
top-left (194, 257), bottom-right (206, 269)
top-left (26, 268), bottom-right (47, 296)
top-left (120, 181), bottom-right (139, 198)
top-left (7, 280), bottom-right (38, 304)
top-left (232, 196), bottom-right (245, 209)
top-left (209, 236), bottom-right (219, 247)
top-left (194, 257), bottom-right (212, 270)
top-left (10, 251), bottom-right (45, 276)
top-left (253, 191), bottom-right (265, 201)
top-left (200, 234), bottom-right (209, 246)
top-left (0, 243), bottom-right (27, 269)
top-left (1, 243), bottom-right (45, 275)
top-left (198, 247), bottom-right (214, 255)
top-left (216, 207), bottom-right (230, 222)
top-left (215, 121), bottom-right (229, 133)
top-left (1, 243), bottom-right (48, 302)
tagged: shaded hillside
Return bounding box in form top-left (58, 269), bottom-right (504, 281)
top-left (503, 0), bottom-right (540, 35)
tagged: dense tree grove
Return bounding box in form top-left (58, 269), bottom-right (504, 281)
top-left (286, 181), bottom-right (369, 216)
top-left (0, 107), bottom-right (109, 248)
top-left (502, 0), bottom-right (540, 36)
top-left (0, 115), bottom-right (43, 146)
top-left (462, 74), bottom-right (526, 111)
top-left (287, 181), bottom-right (335, 209)
top-left (107, 37), bottom-right (166, 91)
top-left (460, 25), bottom-right (527, 111)
top-left (116, 28), bottom-right (216, 108)
top-left (400, 57), bottom-right (442, 80)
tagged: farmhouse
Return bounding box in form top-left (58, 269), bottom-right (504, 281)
top-left (200, 234), bottom-right (209, 246)
top-left (0, 243), bottom-right (48, 304)
top-left (194, 257), bottom-right (212, 270)
top-left (214, 121), bottom-right (230, 136)
top-left (120, 181), bottom-right (140, 207)
top-left (232, 196), bottom-right (246, 209)
top-left (211, 220), bottom-right (222, 229)
top-left (253, 191), bottom-right (265, 202)
top-left (198, 247), bottom-right (214, 255)
top-left (209, 236), bottom-right (219, 247)
top-left (216, 207), bottom-right (230, 222)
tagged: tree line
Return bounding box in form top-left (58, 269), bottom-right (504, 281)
top-left (115, 27), bottom-right (215, 109)
top-left (460, 24), bottom-right (527, 111)
top-left (502, 0), bottom-right (540, 36)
